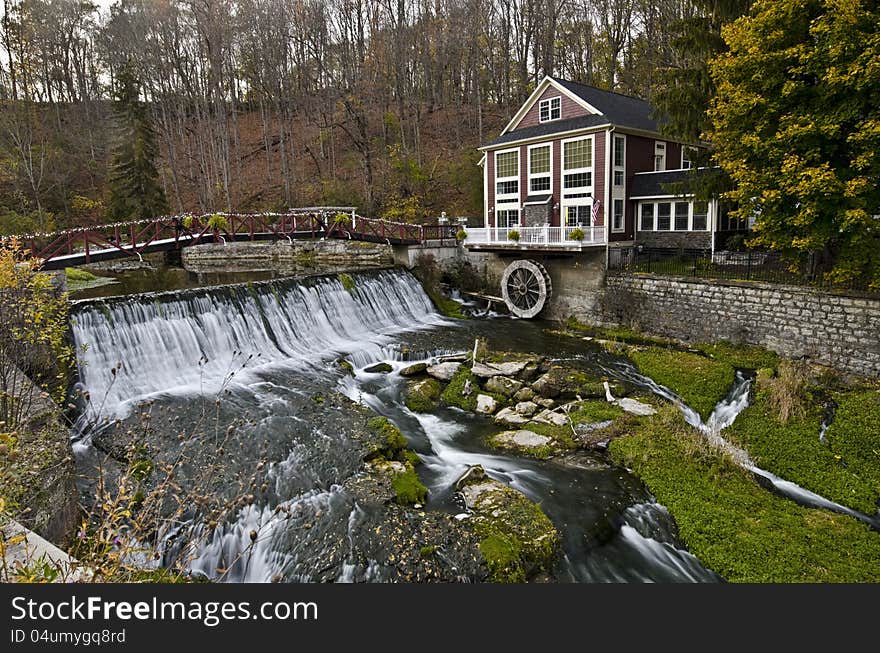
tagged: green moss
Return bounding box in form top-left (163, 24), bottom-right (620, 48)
top-left (512, 400), bottom-right (625, 454)
top-left (65, 267), bottom-right (99, 282)
top-left (440, 365), bottom-right (479, 411)
top-left (338, 272), bottom-right (356, 292)
top-left (402, 450), bottom-right (422, 468)
top-left (405, 378), bottom-right (442, 412)
top-left (564, 318), bottom-right (673, 347)
top-left (338, 360), bottom-right (356, 377)
top-left (725, 390), bottom-right (879, 515)
top-left (392, 468), bottom-right (427, 505)
top-left (366, 416), bottom-right (408, 460)
top-left (695, 341), bottom-right (779, 371)
top-left (364, 362), bottom-right (393, 374)
top-left (608, 409), bottom-right (880, 582)
top-left (470, 486), bottom-right (558, 583)
top-left (425, 286), bottom-right (467, 319)
top-left (479, 535), bottom-right (526, 583)
top-left (629, 347), bottom-right (734, 420)
top-left (420, 545), bottom-right (438, 557)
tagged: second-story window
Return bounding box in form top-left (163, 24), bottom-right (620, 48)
top-left (562, 137), bottom-right (593, 193)
top-left (528, 144), bottom-right (551, 193)
top-left (613, 134), bottom-right (626, 187)
top-left (495, 149), bottom-right (519, 202)
top-left (654, 141), bottom-right (666, 171)
top-left (539, 96), bottom-right (561, 122)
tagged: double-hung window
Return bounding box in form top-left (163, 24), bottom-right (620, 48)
top-left (639, 203), bottom-right (655, 231)
top-left (528, 144), bottom-right (551, 193)
top-left (654, 141), bottom-right (666, 171)
top-left (613, 199), bottom-right (625, 232)
top-left (613, 135), bottom-right (626, 187)
top-left (495, 149), bottom-right (519, 204)
top-left (539, 97), bottom-right (561, 122)
top-left (562, 137), bottom-right (592, 195)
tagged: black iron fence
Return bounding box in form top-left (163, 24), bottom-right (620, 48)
top-left (607, 246), bottom-right (878, 296)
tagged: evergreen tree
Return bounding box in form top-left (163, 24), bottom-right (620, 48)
top-left (106, 62), bottom-right (168, 222)
top-left (708, 0), bottom-right (880, 286)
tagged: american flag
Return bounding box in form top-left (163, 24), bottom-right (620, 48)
top-left (591, 199), bottom-right (601, 224)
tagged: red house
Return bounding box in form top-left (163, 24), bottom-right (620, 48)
top-left (467, 76), bottom-right (739, 251)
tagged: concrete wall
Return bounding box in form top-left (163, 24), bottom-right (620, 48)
top-left (603, 275), bottom-right (880, 377)
top-left (182, 240), bottom-right (393, 272)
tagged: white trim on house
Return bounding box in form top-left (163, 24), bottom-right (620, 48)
top-left (654, 141), bottom-right (666, 171)
top-left (482, 152), bottom-right (488, 228)
top-left (527, 142), bottom-right (553, 196)
top-left (477, 124), bottom-right (612, 151)
top-left (635, 198), bottom-right (711, 232)
top-left (559, 134), bottom-right (595, 228)
top-left (538, 96), bottom-right (562, 123)
top-left (500, 76), bottom-right (603, 135)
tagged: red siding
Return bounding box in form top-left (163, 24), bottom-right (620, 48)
top-left (513, 86), bottom-right (591, 131)
top-left (593, 131), bottom-right (605, 227)
top-left (666, 141), bottom-right (682, 170)
top-left (619, 133), bottom-right (655, 241)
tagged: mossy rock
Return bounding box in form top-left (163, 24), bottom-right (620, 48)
top-left (487, 429), bottom-right (558, 460)
top-left (338, 272), bottom-right (356, 292)
top-left (366, 416), bottom-right (408, 460)
top-left (461, 479), bottom-right (559, 583)
top-left (364, 362), bottom-right (393, 374)
top-left (405, 378), bottom-right (442, 413)
top-left (392, 468), bottom-right (428, 506)
top-left (440, 365), bottom-right (479, 411)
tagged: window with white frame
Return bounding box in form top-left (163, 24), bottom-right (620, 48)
top-left (681, 146), bottom-right (697, 169)
top-left (496, 209), bottom-right (520, 229)
top-left (674, 202), bottom-right (689, 230)
top-left (528, 144), bottom-right (551, 193)
top-left (637, 200), bottom-right (711, 231)
top-left (613, 135), bottom-right (626, 187)
top-left (612, 199), bottom-right (624, 232)
top-left (539, 96), bottom-right (561, 122)
top-left (495, 149), bottom-right (519, 202)
top-left (639, 203), bottom-right (654, 231)
top-left (562, 137), bottom-right (592, 193)
top-left (564, 205), bottom-right (591, 227)
top-left (654, 141), bottom-right (666, 171)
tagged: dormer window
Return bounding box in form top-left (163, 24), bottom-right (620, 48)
top-left (539, 96), bottom-right (561, 122)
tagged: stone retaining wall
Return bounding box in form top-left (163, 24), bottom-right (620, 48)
top-left (603, 275), bottom-right (880, 377)
top-left (182, 240), bottom-right (393, 272)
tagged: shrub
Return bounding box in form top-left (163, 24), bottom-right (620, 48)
top-left (569, 227), bottom-right (585, 241)
top-left (206, 214), bottom-right (229, 232)
top-left (765, 359), bottom-right (811, 424)
top-left (456, 229), bottom-right (468, 241)
top-left (333, 212), bottom-right (352, 227)
top-left (182, 215), bottom-right (195, 229)
top-left (507, 229), bottom-right (520, 242)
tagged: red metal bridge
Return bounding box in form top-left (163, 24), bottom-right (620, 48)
top-left (4, 208), bottom-right (460, 270)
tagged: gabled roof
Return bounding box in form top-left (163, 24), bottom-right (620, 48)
top-left (482, 114), bottom-right (610, 148)
top-left (550, 78), bottom-right (660, 133)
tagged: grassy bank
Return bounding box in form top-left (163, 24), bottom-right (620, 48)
top-left (609, 408), bottom-right (880, 582)
top-left (628, 347), bottom-right (735, 420)
top-left (725, 388), bottom-right (880, 515)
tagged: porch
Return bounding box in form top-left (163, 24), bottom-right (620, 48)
top-left (463, 225), bottom-right (606, 250)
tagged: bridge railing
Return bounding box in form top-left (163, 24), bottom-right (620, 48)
top-left (1, 210), bottom-right (464, 267)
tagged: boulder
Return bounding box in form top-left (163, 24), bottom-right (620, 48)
top-left (494, 407), bottom-right (531, 427)
top-left (364, 362), bottom-right (393, 374)
top-left (490, 429), bottom-right (553, 451)
top-left (536, 398), bottom-right (556, 409)
top-left (454, 464), bottom-right (487, 490)
top-left (405, 378), bottom-right (442, 413)
top-left (531, 409), bottom-right (569, 427)
top-left (515, 401), bottom-right (539, 416)
top-left (531, 373), bottom-right (561, 398)
top-left (485, 376), bottom-right (523, 397)
top-left (475, 394), bottom-right (498, 415)
top-left (426, 362), bottom-right (461, 381)
top-left (513, 387), bottom-right (536, 403)
top-left (471, 361), bottom-right (528, 378)
top-left (399, 362), bottom-right (428, 377)
top-left (616, 397), bottom-right (657, 416)
top-left (519, 362), bottom-right (541, 383)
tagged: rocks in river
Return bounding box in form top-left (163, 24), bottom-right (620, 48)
top-left (475, 394), bottom-right (498, 415)
top-left (485, 376), bottom-right (523, 397)
top-left (454, 464), bottom-right (487, 490)
top-left (426, 362), bottom-right (461, 381)
top-left (536, 398), bottom-right (556, 409)
top-left (513, 387), bottom-right (536, 403)
top-left (615, 397), bottom-right (657, 416)
top-left (494, 407), bottom-right (531, 426)
top-left (405, 378), bottom-right (442, 413)
top-left (364, 362), bottom-right (393, 374)
top-left (531, 372), bottom-right (561, 398)
top-left (490, 429), bottom-right (552, 451)
top-left (400, 362), bottom-right (428, 377)
top-left (515, 401), bottom-right (539, 416)
top-left (471, 361), bottom-right (528, 378)
top-left (531, 409), bottom-right (569, 427)
top-left (519, 362), bottom-right (541, 383)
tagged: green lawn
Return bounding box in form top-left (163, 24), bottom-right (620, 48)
top-left (609, 409), bottom-right (880, 582)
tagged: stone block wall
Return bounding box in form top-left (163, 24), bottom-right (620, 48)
top-left (603, 275), bottom-right (880, 377)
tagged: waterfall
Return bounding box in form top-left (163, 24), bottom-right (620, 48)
top-left (70, 269), bottom-right (446, 422)
top-left (607, 362), bottom-right (880, 528)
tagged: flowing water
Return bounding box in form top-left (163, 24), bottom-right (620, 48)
top-left (607, 362), bottom-right (880, 528)
top-left (69, 268), bottom-right (723, 582)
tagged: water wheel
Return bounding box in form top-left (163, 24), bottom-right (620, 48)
top-left (501, 259), bottom-right (552, 318)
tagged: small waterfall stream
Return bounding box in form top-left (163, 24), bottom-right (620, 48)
top-left (608, 362), bottom-right (880, 528)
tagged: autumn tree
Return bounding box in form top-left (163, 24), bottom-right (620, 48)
top-left (708, 0), bottom-right (880, 286)
top-left (106, 61), bottom-right (168, 222)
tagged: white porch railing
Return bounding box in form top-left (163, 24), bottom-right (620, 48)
top-left (463, 225), bottom-right (606, 247)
